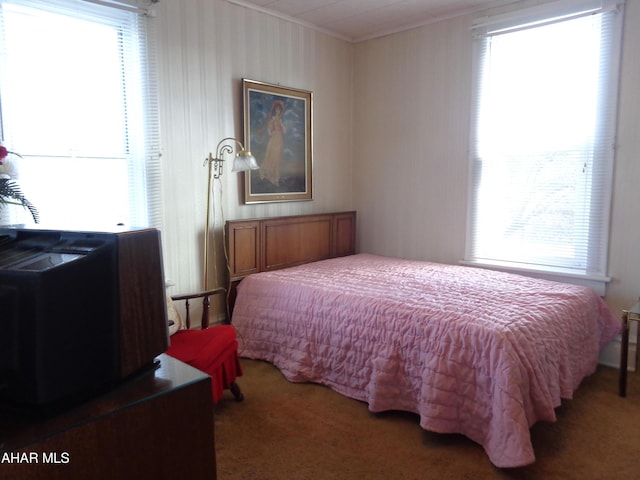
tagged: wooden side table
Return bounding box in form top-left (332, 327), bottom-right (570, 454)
top-left (619, 301), bottom-right (640, 397)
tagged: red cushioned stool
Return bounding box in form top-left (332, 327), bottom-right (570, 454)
top-left (165, 289), bottom-right (244, 404)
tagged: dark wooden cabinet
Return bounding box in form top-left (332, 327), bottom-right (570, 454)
top-left (0, 355), bottom-right (216, 480)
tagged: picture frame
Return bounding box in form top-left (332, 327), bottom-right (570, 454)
top-left (242, 79), bottom-right (313, 203)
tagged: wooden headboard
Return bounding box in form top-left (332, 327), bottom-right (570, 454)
top-left (225, 211), bottom-right (356, 314)
top-left (225, 211), bottom-right (356, 283)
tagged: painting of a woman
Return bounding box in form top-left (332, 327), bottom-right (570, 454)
top-left (260, 100), bottom-right (286, 186)
top-left (243, 79), bottom-right (312, 203)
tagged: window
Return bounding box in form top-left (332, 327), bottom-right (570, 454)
top-left (466, 0), bottom-right (625, 286)
top-left (0, 0), bottom-right (160, 228)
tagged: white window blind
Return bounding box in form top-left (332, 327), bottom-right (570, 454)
top-left (0, 0), bottom-right (161, 228)
top-left (465, 0), bottom-right (624, 282)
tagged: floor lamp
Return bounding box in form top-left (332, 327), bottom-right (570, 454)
top-left (203, 137), bottom-right (259, 291)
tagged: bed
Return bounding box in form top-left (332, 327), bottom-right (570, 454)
top-left (226, 211), bottom-right (621, 468)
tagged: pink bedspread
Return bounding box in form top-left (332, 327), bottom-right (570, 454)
top-left (232, 254), bottom-right (620, 467)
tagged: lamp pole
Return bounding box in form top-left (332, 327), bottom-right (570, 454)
top-left (202, 138), bottom-right (258, 290)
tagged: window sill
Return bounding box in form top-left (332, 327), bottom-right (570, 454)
top-left (459, 259), bottom-right (611, 296)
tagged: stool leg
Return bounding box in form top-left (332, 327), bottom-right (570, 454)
top-left (230, 381), bottom-right (244, 402)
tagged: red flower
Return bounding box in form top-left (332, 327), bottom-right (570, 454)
top-left (0, 145), bottom-right (7, 164)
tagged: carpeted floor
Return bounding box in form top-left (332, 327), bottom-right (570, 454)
top-left (214, 359), bottom-right (640, 480)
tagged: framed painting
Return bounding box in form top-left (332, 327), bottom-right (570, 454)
top-left (242, 79), bottom-right (313, 203)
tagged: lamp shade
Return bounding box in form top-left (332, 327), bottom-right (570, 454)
top-left (232, 150), bottom-right (259, 172)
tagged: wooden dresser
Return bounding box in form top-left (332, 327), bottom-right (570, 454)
top-left (0, 355), bottom-right (216, 480)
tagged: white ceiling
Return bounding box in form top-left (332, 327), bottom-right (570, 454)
top-left (227, 0), bottom-right (517, 42)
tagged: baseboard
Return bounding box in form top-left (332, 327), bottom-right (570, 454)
top-left (214, 312), bottom-right (229, 325)
top-left (599, 336), bottom-right (636, 372)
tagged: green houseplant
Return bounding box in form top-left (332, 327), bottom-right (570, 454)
top-left (0, 144), bottom-right (39, 223)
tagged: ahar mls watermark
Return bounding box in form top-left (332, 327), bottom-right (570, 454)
top-left (1, 451), bottom-right (70, 464)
